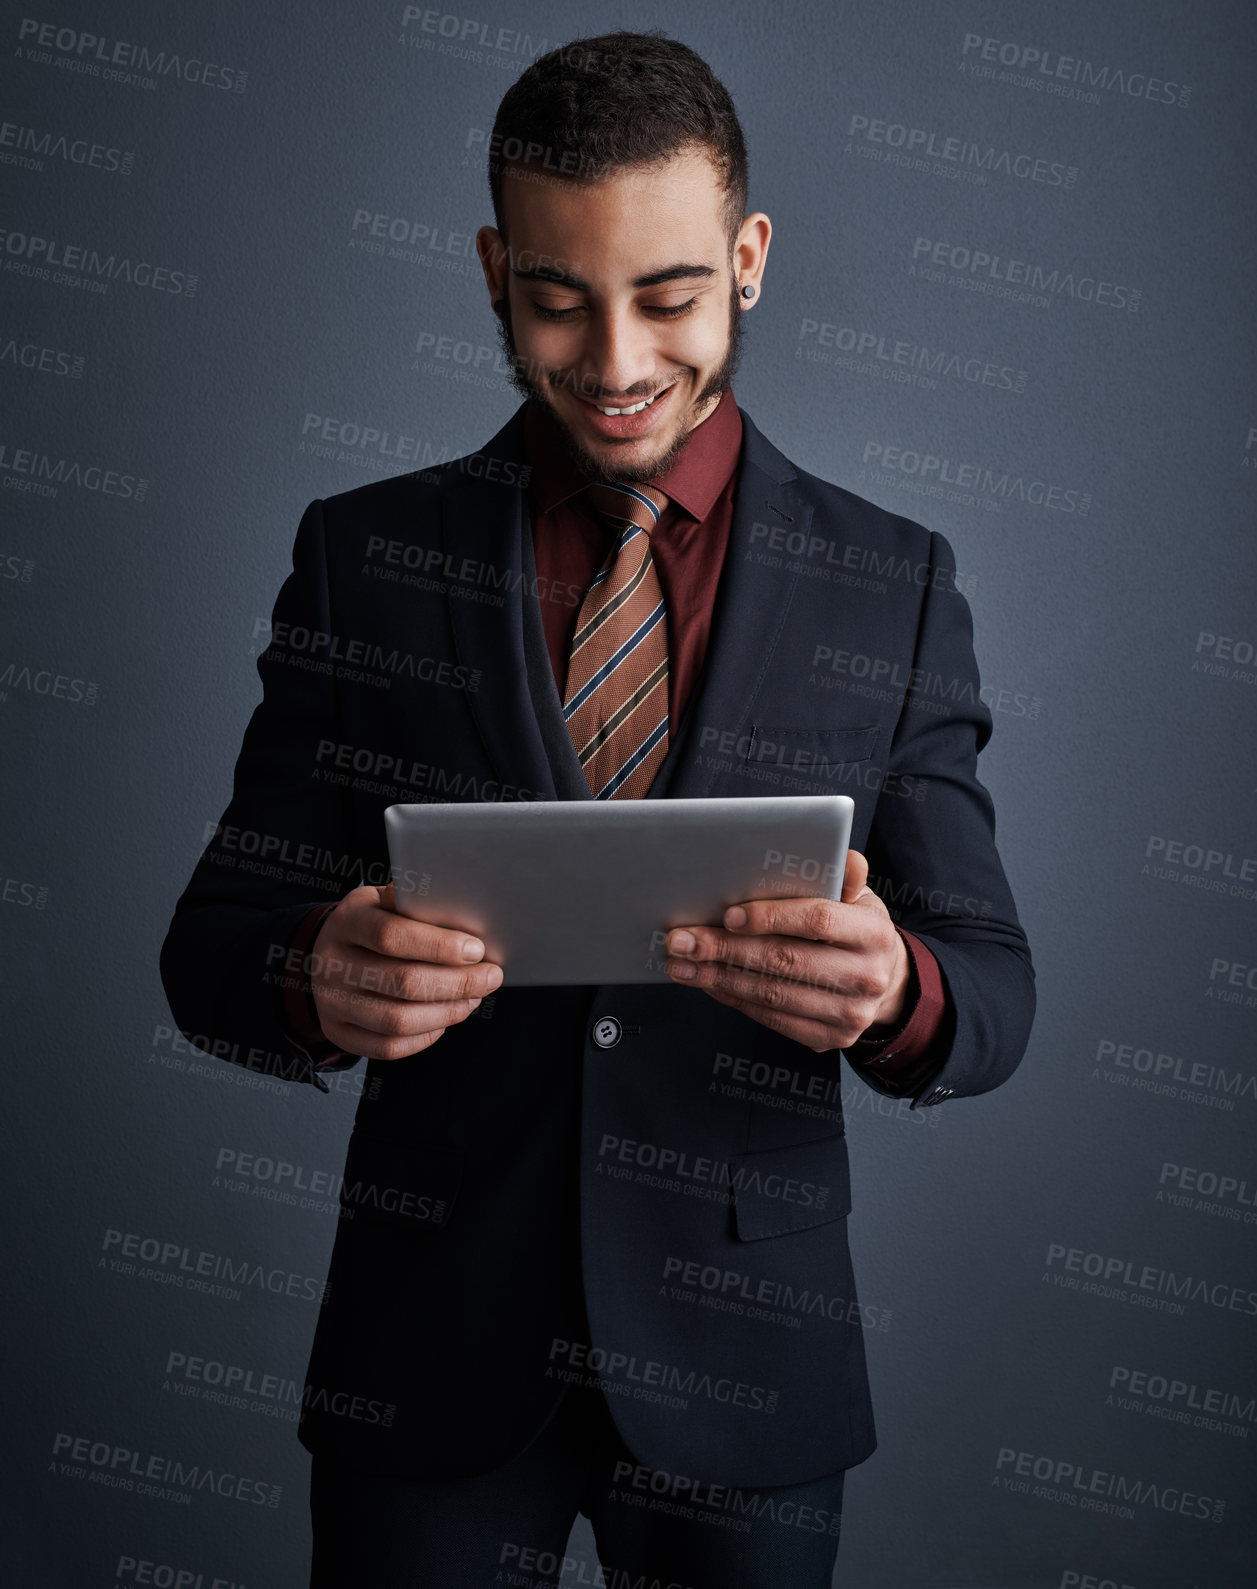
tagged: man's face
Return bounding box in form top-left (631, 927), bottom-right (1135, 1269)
top-left (478, 145), bottom-right (768, 483)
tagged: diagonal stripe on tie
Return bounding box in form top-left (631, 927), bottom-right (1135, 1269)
top-left (570, 536), bottom-right (651, 654)
top-left (595, 715), bottom-right (669, 799)
top-left (574, 655), bottom-right (668, 762)
top-left (562, 480), bottom-right (671, 799)
top-left (563, 599), bottom-right (665, 720)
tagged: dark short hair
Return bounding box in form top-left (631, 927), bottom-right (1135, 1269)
top-left (487, 29), bottom-right (749, 252)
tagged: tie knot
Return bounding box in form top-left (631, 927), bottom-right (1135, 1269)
top-left (582, 480), bottom-right (669, 536)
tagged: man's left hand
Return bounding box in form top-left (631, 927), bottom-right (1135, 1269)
top-left (663, 849), bottom-right (910, 1053)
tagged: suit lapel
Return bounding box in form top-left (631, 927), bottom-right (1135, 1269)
top-left (440, 406), bottom-right (558, 802)
top-left (518, 503), bottom-right (593, 801)
top-left (654, 409), bottom-right (804, 800)
top-left (444, 402), bottom-right (804, 805)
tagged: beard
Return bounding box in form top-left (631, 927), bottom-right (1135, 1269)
top-left (492, 277), bottom-right (746, 483)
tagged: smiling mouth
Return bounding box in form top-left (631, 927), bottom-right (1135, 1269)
top-left (580, 382), bottom-right (677, 417)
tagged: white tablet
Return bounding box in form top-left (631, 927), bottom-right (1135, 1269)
top-left (383, 795), bottom-right (854, 985)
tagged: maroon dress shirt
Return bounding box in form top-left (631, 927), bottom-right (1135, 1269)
top-left (281, 387), bottom-right (950, 1097)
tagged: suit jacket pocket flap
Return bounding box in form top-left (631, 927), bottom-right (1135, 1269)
top-left (730, 1133), bottom-right (852, 1241)
top-left (338, 1133), bottom-right (464, 1233)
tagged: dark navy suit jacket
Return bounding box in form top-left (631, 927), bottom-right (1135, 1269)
top-left (159, 401), bottom-right (1035, 1487)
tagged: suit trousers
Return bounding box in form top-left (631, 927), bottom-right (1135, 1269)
top-left (308, 1381), bottom-right (845, 1588)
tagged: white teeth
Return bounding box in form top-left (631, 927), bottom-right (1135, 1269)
top-left (596, 390), bottom-right (663, 416)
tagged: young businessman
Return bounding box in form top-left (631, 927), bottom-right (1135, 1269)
top-left (161, 29), bottom-right (1035, 1588)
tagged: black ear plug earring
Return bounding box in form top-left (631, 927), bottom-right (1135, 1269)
top-left (493, 297), bottom-right (507, 315)
top-left (741, 283), bottom-right (756, 299)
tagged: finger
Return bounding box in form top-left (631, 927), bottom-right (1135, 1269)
top-left (672, 915), bottom-right (878, 972)
top-left (321, 1014), bottom-right (449, 1063)
top-left (313, 945), bottom-right (502, 1005)
top-left (695, 982), bottom-right (846, 1052)
top-left (841, 847), bottom-right (869, 904)
top-left (666, 950), bottom-right (874, 1022)
top-left (714, 896), bottom-right (845, 945)
top-left (321, 990), bottom-right (483, 1061)
top-left (354, 902), bottom-right (491, 968)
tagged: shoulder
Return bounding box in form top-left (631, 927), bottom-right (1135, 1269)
top-left (318, 456), bottom-right (528, 520)
top-left (740, 408), bottom-right (942, 567)
top-left (318, 406), bottom-right (531, 526)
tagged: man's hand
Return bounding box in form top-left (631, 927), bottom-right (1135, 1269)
top-left (663, 849), bottom-right (910, 1053)
top-left (308, 882), bottom-right (503, 1060)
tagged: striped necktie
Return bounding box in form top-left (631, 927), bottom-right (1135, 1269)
top-left (562, 480), bottom-right (670, 800)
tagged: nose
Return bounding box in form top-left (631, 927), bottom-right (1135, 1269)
top-left (577, 306), bottom-right (658, 401)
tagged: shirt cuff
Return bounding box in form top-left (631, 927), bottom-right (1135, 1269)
top-left (275, 903), bottom-right (359, 1071)
top-left (841, 930), bottom-right (949, 1097)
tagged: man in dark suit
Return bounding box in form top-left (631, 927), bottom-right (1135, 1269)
top-left (161, 30), bottom-right (1034, 1588)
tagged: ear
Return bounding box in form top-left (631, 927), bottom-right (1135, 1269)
top-left (733, 211), bottom-right (771, 306)
top-left (475, 225), bottom-right (509, 307)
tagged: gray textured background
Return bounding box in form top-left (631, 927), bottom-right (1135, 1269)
top-left (3, 2), bottom-right (1254, 1584)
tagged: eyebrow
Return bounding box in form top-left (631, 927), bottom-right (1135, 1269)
top-left (511, 262), bottom-right (718, 291)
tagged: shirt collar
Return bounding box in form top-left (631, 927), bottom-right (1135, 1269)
top-left (523, 385), bottom-right (743, 523)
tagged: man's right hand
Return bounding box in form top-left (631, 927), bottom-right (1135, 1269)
top-left (308, 882), bottom-right (503, 1060)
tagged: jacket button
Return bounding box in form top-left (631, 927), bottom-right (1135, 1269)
top-left (592, 1017), bottom-right (622, 1049)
